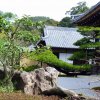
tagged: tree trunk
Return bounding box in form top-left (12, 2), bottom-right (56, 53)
top-left (3, 63), bottom-right (8, 78)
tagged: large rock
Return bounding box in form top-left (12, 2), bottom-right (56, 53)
top-left (20, 67), bottom-right (59, 95)
top-left (43, 87), bottom-right (80, 99)
top-left (14, 67), bottom-right (80, 99)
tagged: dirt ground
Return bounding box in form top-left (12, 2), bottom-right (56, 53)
top-left (0, 92), bottom-right (62, 100)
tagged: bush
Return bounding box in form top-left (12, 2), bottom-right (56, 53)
top-left (22, 65), bottom-right (40, 72)
top-left (68, 51), bottom-right (86, 60)
top-left (0, 80), bottom-right (14, 93)
top-left (29, 48), bottom-right (91, 72)
top-left (0, 85), bottom-right (14, 93)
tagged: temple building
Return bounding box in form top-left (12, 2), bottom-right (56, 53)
top-left (37, 26), bottom-right (83, 64)
top-left (73, 2), bottom-right (100, 27)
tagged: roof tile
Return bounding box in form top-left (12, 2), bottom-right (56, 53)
top-left (42, 26), bottom-right (83, 48)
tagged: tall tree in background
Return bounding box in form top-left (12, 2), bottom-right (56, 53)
top-left (59, 1), bottom-right (89, 27)
top-left (58, 17), bottom-right (74, 27)
top-left (30, 16), bottom-right (58, 26)
top-left (30, 16), bottom-right (49, 22)
top-left (45, 19), bottom-right (58, 26)
top-left (66, 1), bottom-right (89, 15)
top-left (0, 11), bottom-right (17, 21)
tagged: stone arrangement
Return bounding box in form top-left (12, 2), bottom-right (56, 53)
top-left (20, 67), bottom-right (59, 95)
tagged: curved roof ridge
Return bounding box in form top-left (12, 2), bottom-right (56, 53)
top-left (42, 26), bottom-right (83, 48)
top-left (45, 25), bottom-right (78, 31)
top-left (73, 1), bottom-right (100, 23)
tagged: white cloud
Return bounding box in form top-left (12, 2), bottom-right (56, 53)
top-left (0, 0), bottom-right (99, 21)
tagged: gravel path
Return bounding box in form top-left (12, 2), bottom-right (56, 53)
top-left (58, 75), bottom-right (100, 99)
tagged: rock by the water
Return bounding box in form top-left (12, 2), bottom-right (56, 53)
top-left (42, 86), bottom-right (79, 99)
top-left (15, 67), bottom-right (81, 99)
top-left (20, 67), bottom-right (59, 95)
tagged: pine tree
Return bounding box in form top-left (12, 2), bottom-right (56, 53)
top-left (69, 26), bottom-right (100, 66)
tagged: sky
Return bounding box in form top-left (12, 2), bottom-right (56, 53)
top-left (0, 0), bottom-right (99, 21)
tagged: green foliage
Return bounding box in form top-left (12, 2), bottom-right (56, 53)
top-left (0, 80), bottom-right (14, 93)
top-left (0, 16), bottom-right (12, 32)
top-left (78, 26), bottom-right (100, 32)
top-left (0, 85), bottom-right (14, 93)
top-left (69, 50), bottom-right (95, 62)
top-left (0, 13), bottom-right (41, 84)
top-left (0, 11), bottom-right (17, 22)
top-left (68, 51), bottom-right (86, 60)
top-left (58, 17), bottom-right (74, 27)
top-left (71, 25), bottom-right (100, 67)
top-left (45, 19), bottom-right (58, 26)
top-left (22, 65), bottom-right (39, 72)
top-left (80, 64), bottom-right (92, 71)
top-left (74, 37), bottom-right (91, 46)
top-left (66, 2), bottom-right (89, 15)
top-left (17, 30), bottom-right (40, 45)
top-left (28, 47), bottom-right (91, 72)
top-left (76, 27), bottom-right (100, 49)
top-left (80, 42), bottom-right (100, 48)
top-left (30, 16), bottom-right (50, 22)
top-left (30, 16), bottom-right (58, 26)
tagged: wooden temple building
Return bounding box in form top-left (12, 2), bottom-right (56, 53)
top-left (73, 2), bottom-right (100, 27)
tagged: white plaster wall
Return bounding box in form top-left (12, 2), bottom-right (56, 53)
top-left (59, 53), bottom-right (73, 64)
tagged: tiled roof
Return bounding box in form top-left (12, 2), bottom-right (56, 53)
top-left (73, 2), bottom-right (100, 23)
top-left (42, 26), bottom-right (83, 48)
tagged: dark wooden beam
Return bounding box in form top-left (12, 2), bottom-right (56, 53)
top-left (77, 11), bottom-right (100, 26)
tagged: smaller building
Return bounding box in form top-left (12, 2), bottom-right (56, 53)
top-left (38, 26), bottom-right (83, 64)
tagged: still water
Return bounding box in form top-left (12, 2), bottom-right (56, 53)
top-left (57, 75), bottom-right (100, 99)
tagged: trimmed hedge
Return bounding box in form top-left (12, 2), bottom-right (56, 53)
top-left (29, 48), bottom-right (91, 72)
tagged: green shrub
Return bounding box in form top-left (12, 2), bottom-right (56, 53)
top-left (0, 85), bottom-right (14, 93)
top-left (22, 65), bottom-right (40, 72)
top-left (68, 51), bottom-right (86, 60)
top-left (79, 64), bottom-right (92, 71)
top-left (0, 80), bottom-right (14, 93)
top-left (29, 48), bottom-right (91, 72)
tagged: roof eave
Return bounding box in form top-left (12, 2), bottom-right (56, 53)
top-left (73, 2), bottom-right (100, 24)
